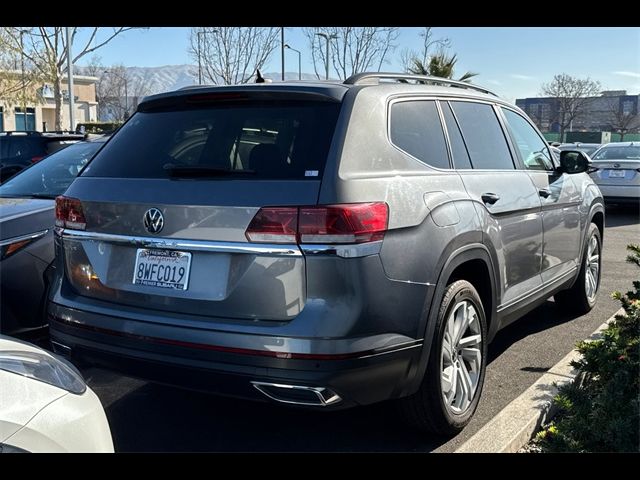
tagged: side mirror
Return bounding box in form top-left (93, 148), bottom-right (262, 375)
top-left (559, 150), bottom-right (590, 174)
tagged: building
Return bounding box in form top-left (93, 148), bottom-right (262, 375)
top-left (0, 73), bottom-right (98, 132)
top-left (516, 90), bottom-right (640, 133)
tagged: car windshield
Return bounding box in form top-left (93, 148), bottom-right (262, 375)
top-left (0, 141), bottom-right (103, 199)
top-left (592, 146), bottom-right (640, 161)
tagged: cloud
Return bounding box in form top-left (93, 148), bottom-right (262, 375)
top-left (613, 71), bottom-right (640, 79)
top-left (510, 74), bottom-right (536, 81)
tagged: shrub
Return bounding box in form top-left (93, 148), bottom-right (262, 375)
top-left (76, 122), bottom-right (122, 134)
top-left (535, 244), bottom-right (640, 452)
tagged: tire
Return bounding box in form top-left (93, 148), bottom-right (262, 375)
top-left (554, 223), bottom-right (602, 316)
top-left (397, 280), bottom-right (488, 436)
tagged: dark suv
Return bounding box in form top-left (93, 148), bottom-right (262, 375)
top-left (0, 131), bottom-right (85, 183)
top-left (49, 73), bottom-right (604, 435)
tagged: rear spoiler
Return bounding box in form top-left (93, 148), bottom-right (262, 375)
top-left (138, 85), bottom-right (347, 113)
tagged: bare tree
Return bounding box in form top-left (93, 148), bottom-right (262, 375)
top-left (83, 57), bottom-right (153, 122)
top-left (188, 27), bottom-right (280, 85)
top-left (541, 73), bottom-right (601, 142)
top-left (607, 98), bottom-right (640, 141)
top-left (401, 27), bottom-right (450, 72)
top-left (1, 27), bottom-right (138, 130)
top-left (303, 27), bottom-right (399, 80)
top-left (0, 29), bottom-right (40, 107)
top-left (100, 65), bottom-right (129, 122)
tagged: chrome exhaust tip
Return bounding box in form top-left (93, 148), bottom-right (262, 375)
top-left (251, 381), bottom-right (341, 407)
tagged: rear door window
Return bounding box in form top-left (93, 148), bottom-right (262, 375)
top-left (441, 102), bottom-right (473, 169)
top-left (450, 101), bottom-right (514, 170)
top-left (389, 100), bottom-right (450, 169)
top-left (83, 100), bottom-right (341, 180)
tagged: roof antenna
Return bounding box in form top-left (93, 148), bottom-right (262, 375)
top-left (255, 69), bottom-right (265, 83)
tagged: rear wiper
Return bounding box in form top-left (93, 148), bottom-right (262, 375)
top-left (163, 163), bottom-right (255, 177)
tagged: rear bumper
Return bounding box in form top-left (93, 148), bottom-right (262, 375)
top-left (48, 304), bottom-right (423, 409)
top-left (596, 184), bottom-right (639, 201)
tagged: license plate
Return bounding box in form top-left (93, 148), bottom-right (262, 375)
top-left (608, 170), bottom-right (626, 178)
top-left (132, 249), bottom-right (191, 290)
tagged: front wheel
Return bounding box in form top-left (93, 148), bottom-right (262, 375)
top-left (398, 280), bottom-right (487, 436)
top-left (555, 223), bottom-right (602, 315)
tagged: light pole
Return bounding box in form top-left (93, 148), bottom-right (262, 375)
top-left (315, 32), bottom-right (337, 80)
top-left (66, 27), bottom-right (75, 132)
top-left (105, 69), bottom-right (128, 120)
top-left (280, 27), bottom-right (285, 81)
top-left (284, 44), bottom-right (301, 81)
top-left (19, 29), bottom-right (28, 124)
top-left (197, 30), bottom-right (204, 85)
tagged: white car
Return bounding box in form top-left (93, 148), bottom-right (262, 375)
top-left (0, 335), bottom-right (113, 452)
top-left (589, 142), bottom-right (640, 204)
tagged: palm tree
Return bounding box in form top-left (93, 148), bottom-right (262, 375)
top-left (408, 52), bottom-right (477, 83)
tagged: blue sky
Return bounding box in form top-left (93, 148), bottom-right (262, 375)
top-left (76, 27), bottom-right (640, 102)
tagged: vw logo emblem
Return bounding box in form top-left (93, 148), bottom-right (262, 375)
top-left (613, 163), bottom-right (620, 169)
top-left (143, 208), bottom-right (164, 234)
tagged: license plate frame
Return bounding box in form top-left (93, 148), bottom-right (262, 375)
top-left (608, 169), bottom-right (626, 178)
top-left (132, 248), bottom-right (192, 291)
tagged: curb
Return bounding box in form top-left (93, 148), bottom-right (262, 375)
top-left (454, 307), bottom-right (624, 453)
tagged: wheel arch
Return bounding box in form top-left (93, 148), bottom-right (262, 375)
top-left (401, 244), bottom-right (498, 397)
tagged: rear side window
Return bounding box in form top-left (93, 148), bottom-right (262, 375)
top-left (83, 100), bottom-right (341, 179)
top-left (450, 101), bottom-right (514, 170)
top-left (390, 100), bottom-right (450, 169)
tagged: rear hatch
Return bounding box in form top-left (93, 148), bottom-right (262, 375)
top-left (57, 89), bottom-right (344, 321)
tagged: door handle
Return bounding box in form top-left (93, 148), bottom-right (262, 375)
top-left (538, 188), bottom-right (552, 198)
top-left (481, 193), bottom-right (500, 205)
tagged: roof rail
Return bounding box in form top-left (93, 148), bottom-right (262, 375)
top-left (343, 72), bottom-right (498, 97)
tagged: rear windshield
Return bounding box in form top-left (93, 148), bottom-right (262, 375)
top-left (592, 146), bottom-right (640, 161)
top-left (82, 101), bottom-right (341, 179)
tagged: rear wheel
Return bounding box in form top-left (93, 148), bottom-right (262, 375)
top-left (398, 280), bottom-right (487, 436)
top-left (554, 223), bottom-right (601, 315)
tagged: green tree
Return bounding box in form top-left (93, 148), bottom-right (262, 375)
top-left (408, 51), bottom-right (477, 82)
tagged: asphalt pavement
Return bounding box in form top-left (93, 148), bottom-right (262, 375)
top-left (81, 205), bottom-right (639, 452)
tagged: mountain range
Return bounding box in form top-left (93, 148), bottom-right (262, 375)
top-left (89, 64), bottom-right (324, 95)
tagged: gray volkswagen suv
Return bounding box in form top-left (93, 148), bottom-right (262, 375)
top-left (48, 73), bottom-right (604, 435)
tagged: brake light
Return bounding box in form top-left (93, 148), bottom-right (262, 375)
top-left (245, 203), bottom-right (388, 245)
top-left (31, 156), bottom-right (44, 163)
top-left (245, 207), bottom-right (297, 243)
top-left (55, 196), bottom-right (86, 230)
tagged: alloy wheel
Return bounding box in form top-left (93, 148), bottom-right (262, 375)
top-left (440, 299), bottom-right (483, 414)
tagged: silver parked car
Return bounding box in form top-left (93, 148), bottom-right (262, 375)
top-left (0, 139), bottom-right (105, 335)
top-left (588, 142), bottom-right (640, 204)
top-left (558, 142), bottom-right (601, 157)
top-left (48, 74), bottom-right (604, 435)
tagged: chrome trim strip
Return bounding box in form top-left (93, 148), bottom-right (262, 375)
top-left (497, 266), bottom-right (578, 312)
top-left (300, 240), bottom-right (383, 258)
top-left (251, 381), bottom-right (342, 407)
top-left (0, 229), bottom-right (49, 247)
top-left (0, 205), bottom-right (53, 223)
top-left (59, 229), bottom-right (301, 256)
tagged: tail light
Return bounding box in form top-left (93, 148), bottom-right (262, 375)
top-left (55, 196), bottom-right (86, 230)
top-left (245, 207), bottom-right (297, 243)
top-left (245, 203), bottom-right (388, 245)
top-left (31, 156), bottom-right (44, 163)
